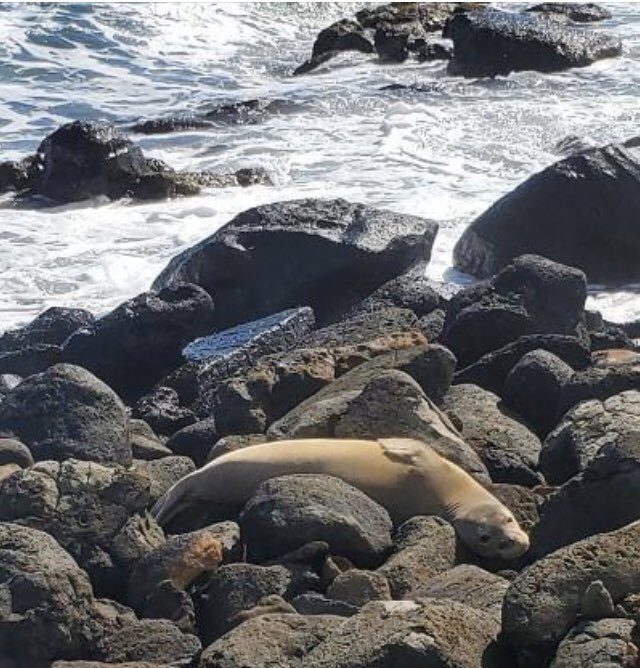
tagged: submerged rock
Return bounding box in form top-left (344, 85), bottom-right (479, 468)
top-left (152, 198), bottom-right (438, 330)
top-left (446, 9), bottom-right (620, 78)
top-left (454, 145), bottom-right (640, 283)
top-left (526, 3), bottom-right (612, 23)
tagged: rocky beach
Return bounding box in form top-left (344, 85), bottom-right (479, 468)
top-left (2, 2), bottom-right (640, 667)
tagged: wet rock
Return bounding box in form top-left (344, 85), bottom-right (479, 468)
top-left (455, 334), bottom-right (591, 396)
top-left (416, 564), bottom-right (509, 621)
top-left (132, 387), bottom-right (196, 437)
top-left (504, 349), bottom-right (574, 437)
top-left (443, 383), bottom-right (543, 486)
top-left (0, 155), bottom-right (37, 194)
top-left (551, 618), bottom-right (637, 668)
top-left (239, 474), bottom-right (393, 567)
top-left (378, 516), bottom-right (457, 599)
top-left (416, 41), bottom-right (453, 61)
top-left (539, 391), bottom-right (640, 485)
top-left (198, 613), bottom-right (340, 668)
top-left (375, 23), bottom-right (412, 62)
top-left (0, 522), bottom-right (95, 666)
top-left (560, 355), bottom-right (640, 413)
top-left (531, 433), bottom-right (640, 557)
top-left (0, 363), bottom-right (130, 465)
top-left (446, 9), bottom-right (620, 78)
top-left (195, 563), bottom-right (297, 643)
top-left (0, 437), bottom-right (33, 468)
top-left (304, 598), bottom-right (503, 668)
top-left (357, 2), bottom-right (480, 32)
top-left (128, 420), bottom-right (171, 461)
top-left (64, 284), bottom-right (214, 402)
top-left (313, 19), bottom-right (373, 58)
top-left (454, 144), bottom-right (640, 283)
top-left (503, 519), bottom-right (640, 662)
top-left (0, 459), bottom-right (152, 597)
top-left (292, 593), bottom-right (358, 616)
top-left (526, 3), bottom-right (612, 23)
top-left (153, 199), bottom-right (438, 330)
top-left (327, 570), bottom-right (391, 607)
top-left (132, 456), bottom-right (195, 507)
top-left (207, 433), bottom-right (265, 462)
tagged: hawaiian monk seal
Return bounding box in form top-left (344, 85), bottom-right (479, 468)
top-left (152, 438), bottom-right (529, 560)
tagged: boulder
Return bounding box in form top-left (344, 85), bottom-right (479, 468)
top-left (326, 570), bottom-right (391, 607)
top-left (446, 9), bottom-right (621, 78)
top-left (53, 663), bottom-right (172, 668)
top-left (455, 334), bottom-right (591, 396)
top-left (539, 391), bottom-right (640, 485)
top-left (312, 19), bottom-right (373, 58)
top-left (0, 522), bottom-right (95, 666)
top-left (0, 363), bottom-right (130, 465)
top-left (304, 599), bottom-right (504, 668)
top-left (132, 456), bottom-right (195, 507)
top-left (443, 383), bottom-right (543, 486)
top-left (454, 144), bottom-right (640, 283)
top-left (503, 520), bottom-right (640, 662)
top-left (64, 284), bottom-right (215, 401)
top-left (378, 516), bottom-right (457, 599)
top-left (132, 387), bottom-right (196, 437)
top-left (128, 420), bottom-right (171, 461)
top-left (504, 349), bottom-right (574, 437)
top-left (550, 618), bottom-right (637, 668)
top-left (0, 459), bottom-right (154, 597)
top-left (198, 614), bottom-right (340, 668)
top-left (292, 593), bottom-right (358, 617)
top-left (531, 434), bottom-right (640, 557)
top-left (0, 437), bottom-right (33, 468)
top-left (526, 3), bottom-right (612, 23)
top-left (239, 474), bottom-right (393, 567)
top-left (166, 418), bottom-right (219, 466)
top-left (152, 199), bottom-right (438, 329)
top-left (207, 433), bottom-right (265, 462)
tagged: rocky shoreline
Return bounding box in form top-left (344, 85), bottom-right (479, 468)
top-left (2, 3), bottom-right (640, 668)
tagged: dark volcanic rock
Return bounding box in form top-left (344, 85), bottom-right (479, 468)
top-left (152, 199), bottom-right (438, 330)
top-left (64, 284), bottom-right (214, 401)
top-left (0, 306), bottom-right (93, 350)
top-left (374, 23), bottom-right (412, 62)
top-left (128, 420), bottom-right (172, 460)
top-left (313, 19), bottom-right (373, 58)
top-left (0, 156), bottom-right (37, 194)
top-left (165, 418), bottom-right (219, 466)
top-left (443, 383), bottom-right (543, 486)
top-left (0, 437), bottom-right (33, 468)
top-left (454, 145), bottom-right (640, 283)
top-left (446, 9), bottom-right (620, 78)
top-left (239, 474), bottom-right (393, 567)
top-left (0, 363), bottom-right (130, 465)
top-left (0, 522), bottom-right (95, 666)
top-left (327, 569), bottom-right (391, 607)
top-left (526, 3), bottom-right (612, 23)
top-left (132, 455), bottom-right (195, 507)
top-left (132, 387), bottom-right (196, 437)
top-left (504, 349), bottom-right (574, 437)
top-left (455, 334), bottom-right (590, 396)
top-left (539, 391), bottom-right (640, 485)
top-left (531, 433), bottom-right (640, 557)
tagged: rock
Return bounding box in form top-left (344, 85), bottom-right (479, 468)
top-left (128, 420), bottom-right (172, 461)
top-left (550, 618), bottom-right (638, 668)
top-left (0, 522), bottom-right (95, 665)
top-left (490, 483), bottom-right (543, 535)
top-left (580, 580), bottom-right (615, 619)
top-left (356, 2), bottom-right (480, 32)
top-left (504, 350), bottom-right (574, 437)
top-left (0, 363), bottom-right (130, 465)
top-left (455, 334), bottom-right (591, 396)
top-left (378, 516), bottom-right (457, 599)
top-left (64, 284), bottom-right (215, 401)
top-left (198, 614), bottom-right (340, 668)
top-left (165, 418), bottom-right (219, 466)
top-left (526, 3), bottom-right (612, 23)
top-left (454, 145), bottom-right (640, 283)
top-left (132, 387), bottom-right (196, 437)
top-left (0, 155), bottom-right (36, 194)
top-left (443, 384), bottom-right (543, 486)
top-left (0, 459), bottom-right (153, 597)
top-left (239, 474), bottom-right (393, 567)
top-left (416, 41), bottom-right (453, 61)
top-left (442, 254), bottom-right (587, 367)
top-left (132, 456), bottom-right (195, 507)
top-left (327, 570), bottom-right (391, 607)
top-left (0, 437), bottom-right (33, 468)
top-left (503, 519), bottom-right (640, 662)
top-left (53, 663), bottom-right (173, 668)
top-left (531, 433), bottom-right (640, 557)
top-left (415, 564), bottom-right (509, 621)
top-left (419, 307), bottom-right (446, 341)
top-left (446, 9), bottom-right (620, 78)
top-left (128, 527), bottom-right (224, 631)
top-left (560, 355), bottom-right (640, 413)
top-left (152, 199), bottom-right (438, 330)
top-left (292, 593), bottom-right (359, 617)
top-left (207, 433), bottom-right (265, 462)
top-left (374, 23), bottom-right (412, 62)
top-left (539, 391), bottom-right (640, 485)
top-left (195, 563), bottom-right (297, 643)
top-left (312, 19), bottom-right (373, 58)
top-left (304, 599), bottom-right (504, 668)
top-left (91, 618), bottom-right (201, 666)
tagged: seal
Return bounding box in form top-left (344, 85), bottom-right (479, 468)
top-left (152, 437), bottom-right (529, 560)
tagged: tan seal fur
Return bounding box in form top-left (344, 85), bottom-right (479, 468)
top-left (152, 438), bottom-right (529, 560)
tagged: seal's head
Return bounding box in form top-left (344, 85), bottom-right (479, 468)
top-left (454, 503), bottom-right (529, 560)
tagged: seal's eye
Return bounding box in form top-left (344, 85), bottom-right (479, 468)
top-left (505, 517), bottom-right (514, 524)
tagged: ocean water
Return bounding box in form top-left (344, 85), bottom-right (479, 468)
top-left (0, 2), bottom-right (639, 332)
